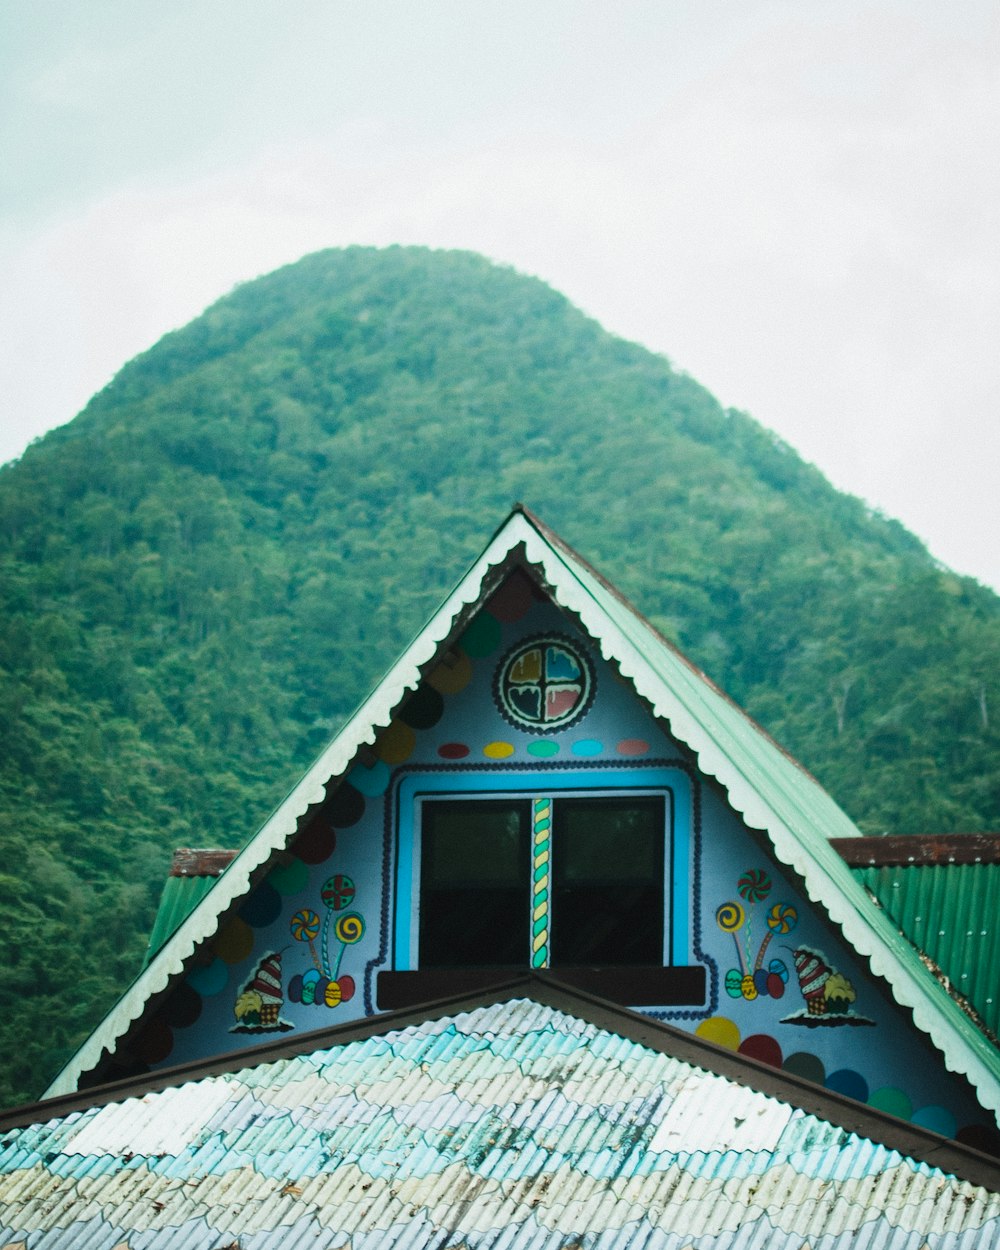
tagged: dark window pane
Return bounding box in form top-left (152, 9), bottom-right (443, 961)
top-left (551, 797), bottom-right (664, 966)
top-left (420, 801), bottom-right (530, 966)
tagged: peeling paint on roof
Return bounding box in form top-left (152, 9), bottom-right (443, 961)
top-left (45, 509), bottom-right (1000, 1120)
top-left (6, 997), bottom-right (1000, 1248)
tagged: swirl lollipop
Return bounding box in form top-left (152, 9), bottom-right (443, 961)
top-left (716, 900), bottom-right (748, 973)
top-left (754, 901), bottom-right (798, 970)
top-left (290, 908), bottom-right (322, 971)
top-left (335, 912), bottom-right (365, 945)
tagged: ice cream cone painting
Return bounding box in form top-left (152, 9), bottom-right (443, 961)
top-left (781, 945), bottom-right (873, 1027)
top-left (231, 951), bottom-right (294, 1033)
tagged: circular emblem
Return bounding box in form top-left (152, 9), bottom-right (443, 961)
top-left (494, 635), bottom-right (594, 732)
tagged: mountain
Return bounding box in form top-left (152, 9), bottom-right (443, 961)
top-left (1, 245), bottom-right (998, 1106)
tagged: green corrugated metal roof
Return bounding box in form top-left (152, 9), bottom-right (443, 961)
top-left (46, 507), bottom-right (1000, 1116)
top-left (143, 875), bottom-right (219, 968)
top-left (854, 862), bottom-right (1000, 1041)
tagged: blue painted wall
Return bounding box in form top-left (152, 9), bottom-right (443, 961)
top-left (137, 578), bottom-right (992, 1146)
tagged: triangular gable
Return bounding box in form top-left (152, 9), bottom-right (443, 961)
top-left (45, 508), bottom-right (1000, 1127)
top-left (6, 979), bottom-right (1000, 1247)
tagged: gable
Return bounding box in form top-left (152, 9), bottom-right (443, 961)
top-left (44, 510), bottom-right (1000, 1153)
top-left (3, 982), bottom-right (999, 1248)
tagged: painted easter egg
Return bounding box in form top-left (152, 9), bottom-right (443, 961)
top-left (337, 975), bottom-right (356, 1003)
top-left (321, 874), bottom-right (356, 911)
top-left (287, 973), bottom-right (303, 1004)
top-left (766, 902), bottom-right (798, 934)
top-left (737, 869), bottom-right (772, 902)
top-left (301, 968), bottom-right (322, 1004)
top-left (725, 968), bottom-right (744, 998)
top-left (324, 979), bottom-right (343, 1008)
top-left (769, 958), bottom-right (789, 983)
top-left (716, 901), bottom-right (746, 933)
top-left (741, 973), bottom-right (758, 1001)
top-left (290, 909), bottom-right (320, 942)
top-left (766, 972), bottom-right (786, 999)
top-left (334, 912), bottom-right (365, 944)
top-left (753, 969), bottom-right (771, 997)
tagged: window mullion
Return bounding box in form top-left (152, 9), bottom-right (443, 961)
top-left (531, 797), bottom-right (552, 969)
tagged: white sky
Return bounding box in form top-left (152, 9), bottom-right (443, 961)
top-left (2, 1), bottom-right (998, 589)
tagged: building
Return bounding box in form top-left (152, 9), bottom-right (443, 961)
top-left (2, 507), bottom-right (998, 1247)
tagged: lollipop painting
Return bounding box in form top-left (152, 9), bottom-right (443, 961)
top-left (287, 872), bottom-right (365, 1012)
top-left (715, 868), bottom-right (797, 1003)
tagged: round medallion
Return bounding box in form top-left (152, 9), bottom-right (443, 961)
top-left (494, 635), bottom-right (595, 733)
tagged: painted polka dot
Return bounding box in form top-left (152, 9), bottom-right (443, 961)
top-left (294, 820), bottom-right (336, 865)
top-left (426, 651), bottom-right (473, 694)
top-left (483, 741), bottom-right (515, 760)
top-left (738, 1034), bottom-right (783, 1069)
top-left (376, 721), bottom-right (416, 765)
top-left (825, 1069), bottom-right (869, 1103)
top-left (957, 1123), bottom-right (1000, 1154)
top-left (912, 1104), bottom-right (957, 1138)
top-left (400, 686), bottom-right (444, 730)
top-left (347, 758), bottom-right (391, 797)
top-left (459, 612), bottom-right (502, 658)
top-left (213, 916), bottom-right (254, 965)
top-left (161, 983), bottom-right (203, 1029)
top-left (438, 742), bottom-right (470, 759)
top-left (867, 1087), bottom-right (913, 1121)
top-left (486, 570), bottom-right (535, 622)
top-left (782, 1051), bottom-right (825, 1085)
top-left (527, 740), bottom-right (559, 758)
top-left (695, 1016), bottom-right (740, 1052)
top-left (571, 739), bottom-right (603, 756)
top-left (238, 882), bottom-right (282, 928)
top-left (187, 958), bottom-right (229, 998)
top-left (133, 1019), bottom-right (173, 1066)
top-left (267, 857), bottom-right (309, 896)
top-left (617, 739), bottom-right (650, 757)
top-left (328, 783), bottom-right (366, 829)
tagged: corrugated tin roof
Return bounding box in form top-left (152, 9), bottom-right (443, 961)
top-left (143, 852), bottom-right (232, 968)
top-left (4, 989), bottom-right (1000, 1248)
top-left (45, 508), bottom-right (1000, 1119)
top-left (853, 861), bottom-right (1000, 1042)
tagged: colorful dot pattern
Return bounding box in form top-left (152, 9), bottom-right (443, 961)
top-left (694, 1014), bottom-right (973, 1143)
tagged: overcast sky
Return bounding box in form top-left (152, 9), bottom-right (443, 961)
top-left (2, 1), bottom-right (998, 589)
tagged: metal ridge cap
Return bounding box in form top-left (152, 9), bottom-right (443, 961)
top-left (834, 834), bottom-right (1000, 867)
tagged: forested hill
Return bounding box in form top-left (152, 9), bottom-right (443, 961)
top-left (2, 245), bottom-right (999, 1106)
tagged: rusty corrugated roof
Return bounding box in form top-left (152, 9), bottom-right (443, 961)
top-left (4, 986), bottom-right (1000, 1247)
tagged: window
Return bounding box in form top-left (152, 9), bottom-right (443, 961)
top-left (551, 797), bottom-right (663, 966)
top-left (420, 800), bottom-right (530, 967)
top-left (419, 795), bottom-right (664, 969)
top-left (379, 765), bottom-right (706, 1010)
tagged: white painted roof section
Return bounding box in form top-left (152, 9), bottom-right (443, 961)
top-left (47, 509), bottom-right (1000, 1114)
top-left (12, 998), bottom-right (1000, 1247)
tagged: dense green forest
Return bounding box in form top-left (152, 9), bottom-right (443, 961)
top-left (1, 245), bottom-right (998, 1107)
